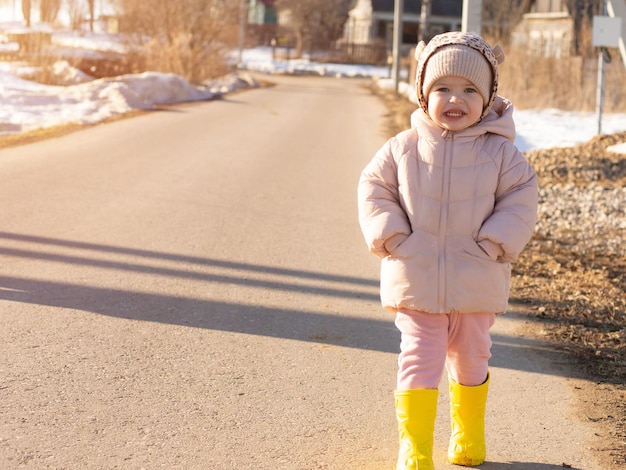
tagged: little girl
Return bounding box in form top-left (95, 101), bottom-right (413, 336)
top-left (358, 32), bottom-right (538, 469)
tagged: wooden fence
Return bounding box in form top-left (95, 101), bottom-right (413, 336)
top-left (310, 42), bottom-right (388, 66)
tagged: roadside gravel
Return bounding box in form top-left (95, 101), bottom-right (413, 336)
top-left (515, 132), bottom-right (626, 467)
top-left (529, 132), bottom-right (626, 258)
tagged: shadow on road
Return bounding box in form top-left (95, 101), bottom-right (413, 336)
top-left (0, 231), bottom-right (586, 380)
top-left (0, 274), bottom-right (399, 353)
top-left (0, 231), bottom-right (379, 301)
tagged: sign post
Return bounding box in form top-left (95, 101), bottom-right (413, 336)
top-left (607, 0), bottom-right (626, 70)
top-left (592, 3), bottom-right (622, 134)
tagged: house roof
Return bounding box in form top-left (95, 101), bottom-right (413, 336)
top-left (371, 0), bottom-right (463, 17)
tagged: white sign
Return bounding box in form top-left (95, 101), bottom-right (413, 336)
top-left (592, 16), bottom-right (622, 47)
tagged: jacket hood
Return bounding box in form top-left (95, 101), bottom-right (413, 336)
top-left (410, 95), bottom-right (517, 143)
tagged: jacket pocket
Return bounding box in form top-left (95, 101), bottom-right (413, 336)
top-left (462, 237), bottom-right (497, 262)
top-left (448, 236), bottom-right (511, 311)
top-left (387, 230), bottom-right (436, 260)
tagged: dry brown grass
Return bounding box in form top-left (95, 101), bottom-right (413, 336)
top-left (498, 48), bottom-right (626, 112)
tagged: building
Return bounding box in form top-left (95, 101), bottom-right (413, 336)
top-left (246, 0), bottom-right (279, 46)
top-left (511, 0), bottom-right (602, 57)
top-left (342, 0), bottom-right (464, 49)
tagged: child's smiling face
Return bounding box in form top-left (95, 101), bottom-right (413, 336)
top-left (426, 76), bottom-right (484, 131)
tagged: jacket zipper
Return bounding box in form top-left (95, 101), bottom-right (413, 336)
top-left (437, 132), bottom-right (453, 311)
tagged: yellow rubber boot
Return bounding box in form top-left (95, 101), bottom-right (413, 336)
top-left (447, 374), bottom-right (490, 466)
top-left (394, 389), bottom-right (438, 470)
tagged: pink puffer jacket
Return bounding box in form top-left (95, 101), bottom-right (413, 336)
top-left (358, 96), bottom-right (538, 314)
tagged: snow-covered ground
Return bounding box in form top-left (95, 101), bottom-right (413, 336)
top-left (0, 30), bottom-right (625, 154)
top-left (240, 49), bottom-right (626, 153)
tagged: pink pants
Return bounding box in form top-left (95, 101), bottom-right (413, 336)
top-left (395, 309), bottom-right (496, 390)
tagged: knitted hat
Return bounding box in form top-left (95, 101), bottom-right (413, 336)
top-left (415, 32), bottom-right (505, 119)
top-left (423, 45), bottom-right (492, 104)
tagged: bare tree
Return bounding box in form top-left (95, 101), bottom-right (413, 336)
top-left (275, 0), bottom-right (352, 57)
top-left (66, 0), bottom-right (86, 30)
top-left (40, 0), bottom-right (62, 23)
top-left (87, 0), bottom-right (95, 31)
top-left (116, 0), bottom-right (239, 83)
top-left (418, 0), bottom-right (431, 42)
top-left (482, 0), bottom-right (528, 43)
top-left (22, 0), bottom-right (31, 27)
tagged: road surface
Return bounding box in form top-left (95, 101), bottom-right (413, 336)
top-left (0, 75), bottom-right (609, 469)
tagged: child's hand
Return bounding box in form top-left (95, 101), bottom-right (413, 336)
top-left (384, 233), bottom-right (409, 255)
top-left (477, 239), bottom-right (504, 261)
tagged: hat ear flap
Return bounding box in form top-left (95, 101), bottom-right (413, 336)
top-left (414, 41), bottom-right (426, 61)
top-left (492, 45), bottom-right (505, 64)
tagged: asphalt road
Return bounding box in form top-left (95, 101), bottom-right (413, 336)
top-left (0, 75), bottom-right (608, 469)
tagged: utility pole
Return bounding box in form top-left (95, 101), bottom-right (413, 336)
top-left (462, 0), bottom-right (482, 34)
top-left (391, 0), bottom-right (404, 94)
